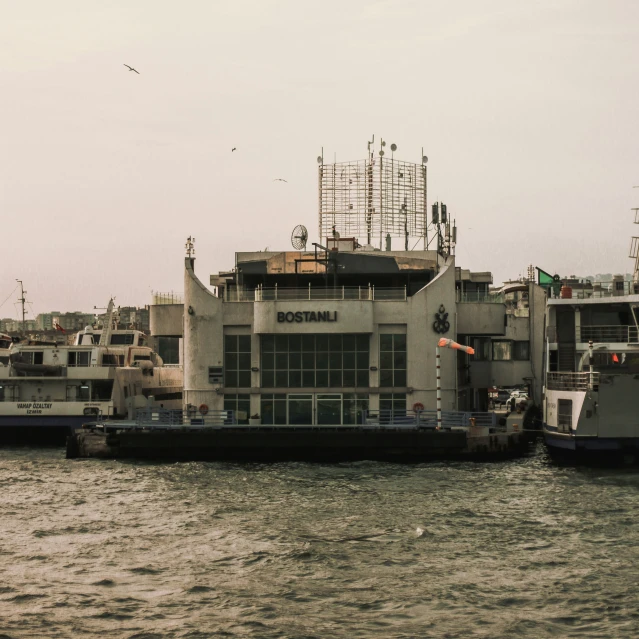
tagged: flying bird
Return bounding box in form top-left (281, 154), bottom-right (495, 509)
top-left (232, 148), bottom-right (237, 152)
top-left (273, 178), bottom-right (288, 183)
top-left (123, 64), bottom-right (140, 74)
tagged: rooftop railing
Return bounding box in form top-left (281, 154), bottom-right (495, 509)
top-left (578, 325), bottom-right (639, 343)
top-left (553, 281), bottom-right (639, 299)
top-left (547, 371), bottom-right (599, 391)
top-left (456, 291), bottom-right (504, 304)
top-left (225, 285), bottom-right (408, 302)
top-left (151, 291), bottom-right (184, 305)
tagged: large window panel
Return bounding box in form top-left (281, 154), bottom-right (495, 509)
top-left (261, 334), bottom-right (369, 388)
top-left (224, 335), bottom-right (252, 388)
top-left (379, 334), bottom-right (407, 387)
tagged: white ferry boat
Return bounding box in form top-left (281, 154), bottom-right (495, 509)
top-left (543, 211), bottom-right (639, 461)
top-left (0, 302), bottom-right (182, 442)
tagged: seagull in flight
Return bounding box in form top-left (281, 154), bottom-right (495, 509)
top-left (273, 178), bottom-right (288, 183)
top-left (123, 64), bottom-right (140, 74)
top-left (232, 148), bottom-right (237, 152)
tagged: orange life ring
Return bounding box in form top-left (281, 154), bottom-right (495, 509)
top-left (199, 404), bottom-right (209, 415)
top-left (412, 402), bottom-right (425, 412)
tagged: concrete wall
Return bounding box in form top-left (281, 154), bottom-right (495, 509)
top-left (150, 304), bottom-right (183, 337)
top-left (457, 303), bottom-right (505, 335)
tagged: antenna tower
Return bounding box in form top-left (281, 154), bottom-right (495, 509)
top-left (318, 137), bottom-right (428, 250)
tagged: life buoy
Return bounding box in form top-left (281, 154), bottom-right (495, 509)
top-left (199, 404), bottom-right (209, 415)
top-left (412, 402), bottom-right (425, 412)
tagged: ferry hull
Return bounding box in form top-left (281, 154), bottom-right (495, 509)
top-left (543, 426), bottom-right (639, 464)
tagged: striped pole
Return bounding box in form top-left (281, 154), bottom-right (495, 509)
top-left (436, 338), bottom-right (475, 429)
top-left (436, 345), bottom-right (442, 429)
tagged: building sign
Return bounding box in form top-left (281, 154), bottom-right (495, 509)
top-left (277, 311), bottom-right (338, 323)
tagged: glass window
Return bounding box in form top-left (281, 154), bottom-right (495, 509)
top-left (224, 393), bottom-right (250, 424)
top-left (224, 334), bottom-right (252, 388)
top-left (471, 337), bottom-right (491, 361)
top-left (379, 333), bottom-right (407, 387)
top-left (158, 336), bottom-right (180, 364)
top-left (343, 393), bottom-right (369, 425)
top-left (513, 341), bottom-right (530, 361)
top-left (379, 393), bottom-right (407, 422)
top-left (110, 334), bottom-right (134, 345)
top-left (492, 341), bottom-right (512, 361)
top-left (260, 334), bottom-right (370, 389)
top-left (68, 351), bottom-right (91, 367)
top-left (260, 393), bottom-right (287, 425)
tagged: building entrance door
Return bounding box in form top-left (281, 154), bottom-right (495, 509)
top-left (316, 393), bottom-right (342, 425)
top-left (287, 394), bottom-right (313, 425)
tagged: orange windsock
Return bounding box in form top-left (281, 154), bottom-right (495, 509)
top-left (438, 338), bottom-right (475, 355)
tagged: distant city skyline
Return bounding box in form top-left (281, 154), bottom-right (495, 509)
top-left (2, 1), bottom-right (639, 312)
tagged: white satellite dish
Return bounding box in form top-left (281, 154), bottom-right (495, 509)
top-left (390, 143), bottom-right (397, 151)
top-left (422, 156), bottom-right (428, 164)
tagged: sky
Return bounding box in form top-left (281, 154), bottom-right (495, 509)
top-left (2, 0), bottom-right (639, 318)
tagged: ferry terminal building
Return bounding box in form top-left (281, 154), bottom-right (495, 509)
top-left (150, 245), bottom-right (544, 425)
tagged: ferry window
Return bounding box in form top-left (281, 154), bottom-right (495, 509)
top-left (92, 380), bottom-right (114, 401)
top-left (223, 393), bottom-right (250, 424)
top-left (26, 351), bottom-right (44, 365)
top-left (260, 393), bottom-right (287, 425)
top-left (78, 385), bottom-right (90, 400)
top-left (379, 334), bottom-right (407, 387)
top-left (513, 341), bottom-right (530, 361)
top-left (158, 336), bottom-right (180, 365)
top-left (492, 340), bottom-right (512, 361)
top-left (471, 337), bottom-right (491, 361)
top-left (102, 354), bottom-right (124, 366)
top-left (110, 334), bottom-right (134, 345)
top-left (0, 385), bottom-right (4, 401)
top-left (224, 335), bottom-right (252, 387)
top-left (68, 351), bottom-right (91, 367)
top-left (261, 334), bottom-right (370, 389)
top-left (133, 355), bottom-right (151, 361)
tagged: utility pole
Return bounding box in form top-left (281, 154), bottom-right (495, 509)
top-left (16, 280), bottom-right (26, 334)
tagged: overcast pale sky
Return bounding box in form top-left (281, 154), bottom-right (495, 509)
top-left (2, 0), bottom-right (639, 317)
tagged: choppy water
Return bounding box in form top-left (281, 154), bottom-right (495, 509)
top-left (0, 444), bottom-right (638, 639)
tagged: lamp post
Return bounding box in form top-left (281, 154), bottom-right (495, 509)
top-left (436, 338), bottom-right (475, 429)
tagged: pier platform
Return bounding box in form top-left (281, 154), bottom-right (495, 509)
top-left (66, 409), bottom-right (533, 462)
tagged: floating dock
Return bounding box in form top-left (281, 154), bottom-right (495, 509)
top-left (66, 409), bottom-right (533, 462)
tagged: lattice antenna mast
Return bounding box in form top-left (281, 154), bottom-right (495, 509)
top-left (318, 137), bottom-right (428, 250)
top-left (16, 280), bottom-right (27, 334)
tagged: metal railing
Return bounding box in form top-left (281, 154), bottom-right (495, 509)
top-left (151, 291), bottom-right (184, 305)
top-left (362, 409), bottom-right (498, 429)
top-left (135, 408), bottom-right (236, 427)
top-left (224, 285), bottom-right (408, 302)
top-left (456, 292), bottom-right (504, 304)
top-left (578, 325), bottom-right (639, 343)
top-left (124, 408), bottom-right (499, 431)
top-left (546, 371), bottom-right (599, 391)
top-left (554, 281), bottom-right (639, 299)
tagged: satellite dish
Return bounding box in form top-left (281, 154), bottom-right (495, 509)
top-left (422, 156), bottom-right (428, 164)
top-left (379, 150), bottom-right (385, 156)
top-left (317, 156), bottom-right (323, 164)
top-left (381, 141), bottom-right (386, 147)
top-left (291, 224), bottom-right (308, 250)
top-left (390, 143), bottom-right (397, 152)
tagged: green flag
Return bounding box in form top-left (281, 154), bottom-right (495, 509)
top-left (536, 267), bottom-right (554, 286)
